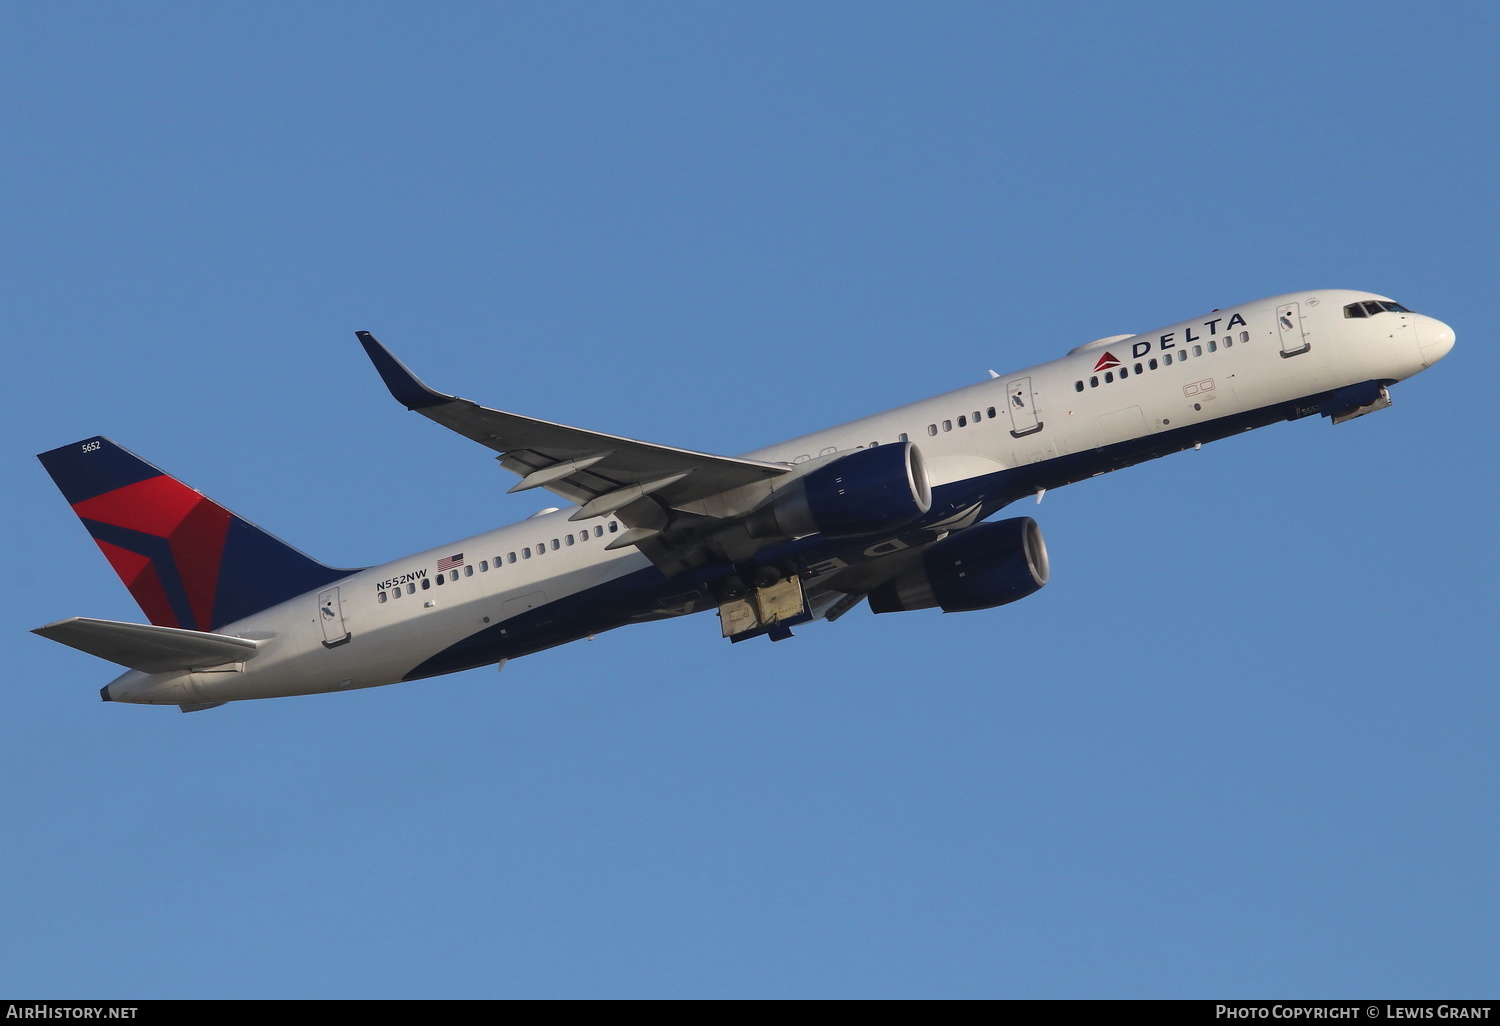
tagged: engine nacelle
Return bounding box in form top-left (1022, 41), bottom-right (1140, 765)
top-left (748, 442), bottom-right (932, 540)
top-left (868, 517), bottom-right (1050, 613)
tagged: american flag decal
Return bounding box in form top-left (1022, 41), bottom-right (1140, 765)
top-left (437, 553), bottom-right (465, 572)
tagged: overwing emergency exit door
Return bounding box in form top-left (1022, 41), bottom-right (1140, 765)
top-left (1006, 376), bottom-right (1043, 438)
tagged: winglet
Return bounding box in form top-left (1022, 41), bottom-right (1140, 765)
top-left (355, 331), bottom-right (454, 410)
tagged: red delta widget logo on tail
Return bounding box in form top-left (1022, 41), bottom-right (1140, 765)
top-left (37, 437), bottom-right (350, 637)
top-left (71, 473), bottom-right (233, 632)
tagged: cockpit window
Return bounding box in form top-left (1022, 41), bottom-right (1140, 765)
top-left (1344, 300), bottom-right (1412, 318)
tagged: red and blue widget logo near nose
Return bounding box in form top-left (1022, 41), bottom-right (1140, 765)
top-left (39, 438), bottom-right (347, 633)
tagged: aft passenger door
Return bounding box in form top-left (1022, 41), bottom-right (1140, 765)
top-left (1005, 377), bottom-right (1043, 438)
top-left (318, 587), bottom-right (350, 647)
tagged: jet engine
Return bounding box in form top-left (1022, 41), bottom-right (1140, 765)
top-left (867, 516), bottom-right (1050, 613)
top-left (747, 441), bottom-right (932, 540)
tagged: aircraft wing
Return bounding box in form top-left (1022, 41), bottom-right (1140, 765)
top-left (357, 333), bottom-right (791, 547)
top-left (33, 617), bottom-right (262, 674)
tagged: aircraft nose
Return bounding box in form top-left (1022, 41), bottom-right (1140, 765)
top-left (1417, 316), bottom-right (1456, 366)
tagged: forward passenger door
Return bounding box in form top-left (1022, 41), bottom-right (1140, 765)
top-left (1276, 302), bottom-right (1310, 357)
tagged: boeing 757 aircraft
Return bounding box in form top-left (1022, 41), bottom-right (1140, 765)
top-left (34, 290), bottom-right (1454, 711)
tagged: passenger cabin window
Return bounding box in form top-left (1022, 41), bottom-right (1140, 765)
top-left (927, 424), bottom-right (937, 436)
top-left (1075, 380), bottom-right (1084, 392)
top-left (957, 415), bottom-right (967, 427)
top-left (435, 574), bottom-right (444, 586)
top-left (378, 591), bottom-right (387, 603)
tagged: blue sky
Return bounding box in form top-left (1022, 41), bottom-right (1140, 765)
top-left (3, 2), bottom-right (1496, 998)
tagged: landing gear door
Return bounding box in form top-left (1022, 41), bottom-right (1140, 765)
top-left (1276, 302), bottom-right (1310, 357)
top-left (318, 587), bottom-right (350, 647)
top-left (1006, 376), bottom-right (1043, 438)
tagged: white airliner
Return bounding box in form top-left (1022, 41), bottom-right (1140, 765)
top-left (34, 290), bottom-right (1454, 711)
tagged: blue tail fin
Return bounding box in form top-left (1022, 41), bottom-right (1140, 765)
top-left (38, 437), bottom-right (354, 631)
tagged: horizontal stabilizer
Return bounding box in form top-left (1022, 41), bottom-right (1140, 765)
top-left (32, 617), bottom-right (262, 674)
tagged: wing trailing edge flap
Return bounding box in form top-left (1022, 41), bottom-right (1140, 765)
top-left (356, 332), bottom-right (790, 527)
top-left (33, 617), bottom-right (262, 675)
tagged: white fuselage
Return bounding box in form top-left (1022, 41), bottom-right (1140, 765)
top-left (103, 290), bottom-right (1454, 706)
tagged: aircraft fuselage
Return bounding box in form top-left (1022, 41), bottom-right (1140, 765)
top-left (61, 289), bottom-right (1452, 708)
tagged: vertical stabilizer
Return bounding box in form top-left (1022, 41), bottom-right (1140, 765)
top-left (38, 437), bottom-right (354, 631)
